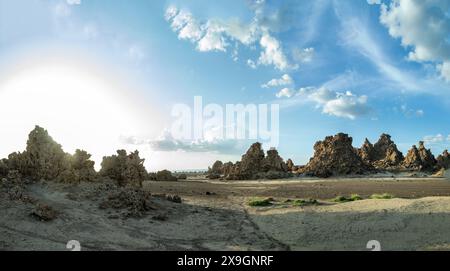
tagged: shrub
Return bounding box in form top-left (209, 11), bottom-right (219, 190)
top-left (333, 195), bottom-right (351, 203)
top-left (293, 198), bottom-right (318, 207)
top-left (248, 197), bottom-right (273, 207)
top-left (350, 194), bottom-right (363, 201)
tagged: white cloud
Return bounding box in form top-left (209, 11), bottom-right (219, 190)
top-left (258, 32), bottom-right (293, 71)
top-left (379, 0), bottom-right (450, 81)
top-left (247, 59), bottom-right (257, 69)
top-left (277, 86), bottom-right (370, 120)
top-left (121, 131), bottom-right (248, 155)
top-left (66, 0), bottom-right (81, 5)
top-left (439, 62), bottom-right (450, 82)
top-left (165, 4), bottom-right (299, 71)
top-left (292, 47), bottom-right (315, 63)
top-left (262, 74), bottom-right (293, 88)
top-left (423, 134), bottom-right (445, 144)
top-left (166, 7), bottom-right (204, 42)
top-left (276, 88), bottom-right (295, 98)
top-left (197, 21), bottom-right (228, 52)
top-left (399, 104), bottom-right (424, 118)
top-left (307, 88), bottom-right (369, 119)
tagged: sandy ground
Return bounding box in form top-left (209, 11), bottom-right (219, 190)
top-left (1, 174), bottom-right (450, 251)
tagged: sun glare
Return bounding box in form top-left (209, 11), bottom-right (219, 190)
top-left (0, 63), bottom-right (156, 168)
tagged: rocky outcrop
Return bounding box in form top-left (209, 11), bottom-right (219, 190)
top-left (367, 134), bottom-right (404, 169)
top-left (286, 159), bottom-right (298, 172)
top-left (207, 143), bottom-right (290, 180)
top-left (207, 161), bottom-right (224, 179)
top-left (100, 150), bottom-right (147, 187)
top-left (239, 142), bottom-right (265, 178)
top-left (0, 159), bottom-right (8, 178)
top-left (403, 142), bottom-right (437, 171)
top-left (58, 149), bottom-right (97, 183)
top-left (437, 150), bottom-right (450, 170)
top-left (262, 149), bottom-right (288, 172)
top-left (11, 126), bottom-right (69, 181)
top-left (356, 134), bottom-right (404, 170)
top-left (357, 138), bottom-right (374, 165)
top-left (302, 133), bottom-right (370, 178)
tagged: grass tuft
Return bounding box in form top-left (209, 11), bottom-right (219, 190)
top-left (247, 197), bottom-right (273, 207)
top-left (333, 194), bottom-right (363, 203)
top-left (293, 198), bottom-right (318, 207)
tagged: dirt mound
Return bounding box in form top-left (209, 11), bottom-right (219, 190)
top-left (99, 186), bottom-right (155, 218)
top-left (403, 142), bottom-right (437, 171)
top-left (30, 203), bottom-right (58, 222)
top-left (100, 150), bottom-right (147, 187)
top-left (302, 133), bottom-right (370, 178)
top-left (437, 150), bottom-right (450, 170)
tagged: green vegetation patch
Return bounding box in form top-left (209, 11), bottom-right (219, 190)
top-left (292, 198), bottom-right (319, 207)
top-left (247, 197), bottom-right (273, 207)
top-left (333, 194), bottom-right (363, 203)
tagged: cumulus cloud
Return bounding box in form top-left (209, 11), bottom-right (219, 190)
top-left (275, 88), bottom-right (295, 98)
top-left (379, 0), bottom-right (450, 81)
top-left (262, 74), bottom-right (293, 88)
top-left (277, 87), bottom-right (370, 120)
top-left (257, 32), bottom-right (293, 70)
top-left (165, 4), bottom-right (299, 71)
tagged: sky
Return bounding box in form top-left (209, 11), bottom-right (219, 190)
top-left (1, 0), bottom-right (450, 171)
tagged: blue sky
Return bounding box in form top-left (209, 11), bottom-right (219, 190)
top-left (1, 0), bottom-right (450, 170)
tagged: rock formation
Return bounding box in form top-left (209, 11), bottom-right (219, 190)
top-left (437, 150), bottom-right (450, 170)
top-left (0, 159), bottom-right (8, 178)
top-left (11, 126), bottom-right (70, 181)
top-left (58, 149), bottom-right (97, 183)
top-left (262, 148), bottom-right (288, 172)
top-left (286, 159), bottom-right (294, 172)
top-left (207, 143), bottom-right (290, 180)
top-left (302, 133), bottom-right (370, 178)
top-left (207, 161), bottom-right (224, 179)
top-left (239, 142), bottom-right (265, 178)
top-left (360, 134), bottom-right (404, 169)
top-left (100, 150), bottom-right (147, 187)
top-left (403, 142), bottom-right (437, 171)
top-left (357, 138), bottom-right (374, 165)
